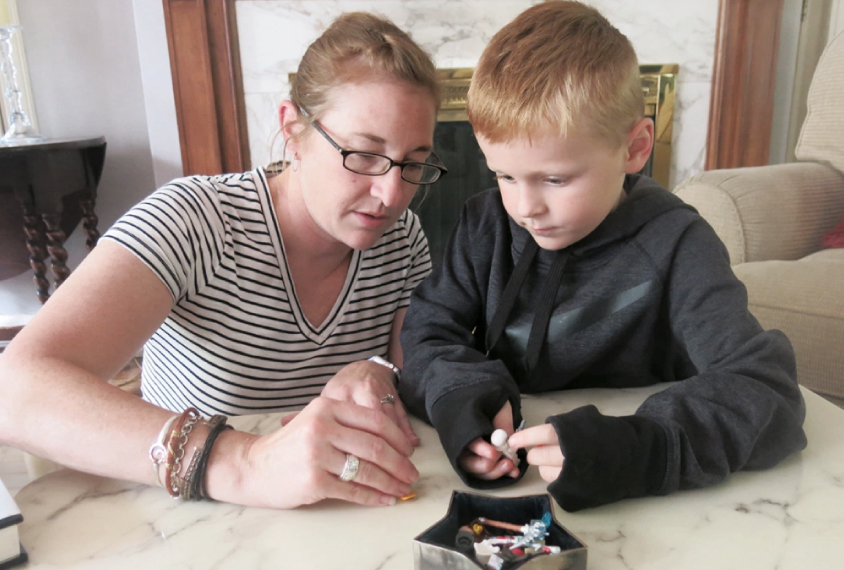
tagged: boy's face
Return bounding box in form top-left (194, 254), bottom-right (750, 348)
top-left (477, 128), bottom-right (631, 251)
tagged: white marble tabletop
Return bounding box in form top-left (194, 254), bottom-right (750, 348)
top-left (12, 386), bottom-right (844, 569)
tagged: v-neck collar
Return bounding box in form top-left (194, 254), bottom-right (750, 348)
top-left (256, 167), bottom-right (363, 345)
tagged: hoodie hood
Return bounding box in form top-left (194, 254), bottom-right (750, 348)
top-left (491, 174), bottom-right (696, 384)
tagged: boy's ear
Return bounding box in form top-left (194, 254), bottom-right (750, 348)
top-left (623, 117), bottom-right (654, 174)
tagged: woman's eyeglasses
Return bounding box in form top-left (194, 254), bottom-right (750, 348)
top-left (306, 115), bottom-right (448, 185)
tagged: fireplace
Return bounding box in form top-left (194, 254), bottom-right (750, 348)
top-left (414, 64), bottom-right (678, 266)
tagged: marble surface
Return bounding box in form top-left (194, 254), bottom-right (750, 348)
top-left (9, 385), bottom-right (844, 569)
top-left (234, 0), bottom-right (718, 189)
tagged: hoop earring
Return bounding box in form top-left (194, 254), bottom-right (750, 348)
top-left (291, 155), bottom-right (300, 172)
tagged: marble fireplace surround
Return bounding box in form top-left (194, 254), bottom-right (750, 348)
top-left (161, 1), bottom-right (781, 191)
top-left (236, 0), bottom-right (716, 190)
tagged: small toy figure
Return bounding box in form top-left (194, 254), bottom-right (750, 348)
top-left (479, 513), bottom-right (551, 549)
top-left (490, 429), bottom-right (519, 466)
top-left (455, 512), bottom-right (556, 568)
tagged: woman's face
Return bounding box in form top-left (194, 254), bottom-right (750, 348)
top-left (293, 79), bottom-right (438, 252)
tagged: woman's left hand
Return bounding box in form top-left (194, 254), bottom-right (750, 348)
top-left (320, 360), bottom-right (420, 447)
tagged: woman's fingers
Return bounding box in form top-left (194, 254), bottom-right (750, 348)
top-left (330, 426), bottom-right (419, 486)
top-left (321, 472), bottom-right (404, 507)
top-left (326, 398), bottom-right (414, 458)
top-left (280, 411), bottom-right (299, 427)
top-left (386, 398), bottom-right (421, 447)
top-left (328, 451), bottom-right (412, 500)
top-left (316, 399), bottom-right (418, 487)
top-left (323, 363), bottom-right (419, 447)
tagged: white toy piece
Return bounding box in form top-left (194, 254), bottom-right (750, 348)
top-left (490, 428), bottom-right (519, 465)
top-left (473, 540), bottom-right (500, 565)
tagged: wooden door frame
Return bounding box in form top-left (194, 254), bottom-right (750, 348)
top-left (163, 0), bottom-right (780, 176)
top-left (162, 0), bottom-right (250, 175)
top-left (706, 0), bottom-right (784, 169)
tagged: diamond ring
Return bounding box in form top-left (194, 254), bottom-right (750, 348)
top-left (339, 454), bottom-right (360, 482)
top-left (380, 394), bottom-right (396, 405)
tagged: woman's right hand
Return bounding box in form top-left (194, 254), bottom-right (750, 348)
top-left (225, 396), bottom-right (419, 509)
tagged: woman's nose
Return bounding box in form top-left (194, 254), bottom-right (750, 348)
top-left (372, 166), bottom-right (408, 208)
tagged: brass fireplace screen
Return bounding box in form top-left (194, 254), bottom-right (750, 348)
top-left (413, 64), bottom-right (678, 265)
top-left (435, 64), bottom-right (678, 187)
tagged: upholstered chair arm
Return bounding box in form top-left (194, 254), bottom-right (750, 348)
top-left (674, 162), bottom-right (844, 265)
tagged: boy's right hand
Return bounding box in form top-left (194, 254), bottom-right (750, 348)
top-left (457, 401), bottom-right (522, 480)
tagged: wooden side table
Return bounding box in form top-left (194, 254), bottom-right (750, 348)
top-left (0, 136), bottom-right (106, 303)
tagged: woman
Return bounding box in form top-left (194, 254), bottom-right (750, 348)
top-left (0, 12), bottom-right (445, 510)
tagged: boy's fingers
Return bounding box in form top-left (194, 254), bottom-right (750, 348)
top-left (507, 424), bottom-right (558, 449)
top-left (538, 465), bottom-right (563, 483)
top-left (491, 402), bottom-right (515, 434)
top-left (466, 438), bottom-right (500, 459)
top-left (525, 444), bottom-right (565, 467)
top-left (459, 451), bottom-right (497, 475)
top-left (462, 456), bottom-right (515, 480)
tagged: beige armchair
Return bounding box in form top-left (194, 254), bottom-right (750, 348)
top-left (674, 32), bottom-right (844, 408)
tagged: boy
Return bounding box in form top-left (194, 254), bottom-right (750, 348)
top-left (398, 1), bottom-right (807, 512)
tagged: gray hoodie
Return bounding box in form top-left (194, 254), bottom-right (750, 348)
top-left (399, 174), bottom-right (807, 511)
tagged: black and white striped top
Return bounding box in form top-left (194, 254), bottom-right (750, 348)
top-left (103, 168), bottom-right (431, 415)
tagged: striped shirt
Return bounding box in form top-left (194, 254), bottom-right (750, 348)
top-left (103, 168), bottom-right (431, 415)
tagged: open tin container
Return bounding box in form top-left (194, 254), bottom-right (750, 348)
top-left (413, 491), bottom-right (587, 569)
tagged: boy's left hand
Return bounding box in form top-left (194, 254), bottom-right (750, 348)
top-left (507, 425), bottom-right (565, 482)
top-left (457, 402), bottom-right (521, 480)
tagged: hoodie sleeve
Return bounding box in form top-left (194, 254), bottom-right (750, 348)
top-left (399, 201), bottom-right (528, 487)
top-left (545, 217), bottom-right (806, 511)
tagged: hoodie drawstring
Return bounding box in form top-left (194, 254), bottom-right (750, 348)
top-left (486, 239), bottom-right (569, 380)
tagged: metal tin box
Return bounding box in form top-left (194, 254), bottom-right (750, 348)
top-left (413, 491), bottom-right (587, 570)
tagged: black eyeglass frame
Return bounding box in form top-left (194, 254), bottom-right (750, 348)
top-left (306, 118), bottom-right (448, 185)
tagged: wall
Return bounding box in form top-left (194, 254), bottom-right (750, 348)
top-left (0, 0), bottom-right (180, 322)
top-left (832, 0), bottom-right (844, 40)
top-left (236, 0), bottom-right (719, 191)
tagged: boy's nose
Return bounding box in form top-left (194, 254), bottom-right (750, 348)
top-left (372, 167), bottom-right (406, 208)
top-left (517, 186), bottom-right (547, 218)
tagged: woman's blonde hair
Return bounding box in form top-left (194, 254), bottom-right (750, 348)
top-left (290, 12), bottom-right (440, 122)
top-left (468, 1), bottom-right (643, 146)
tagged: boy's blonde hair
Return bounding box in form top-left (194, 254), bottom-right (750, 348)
top-left (291, 12), bottom-right (440, 123)
top-left (468, 1), bottom-right (643, 146)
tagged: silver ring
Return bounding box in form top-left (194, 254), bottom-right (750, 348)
top-left (380, 393), bottom-right (396, 405)
top-left (339, 454), bottom-right (360, 482)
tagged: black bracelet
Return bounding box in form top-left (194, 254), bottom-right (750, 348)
top-left (188, 415), bottom-right (232, 501)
